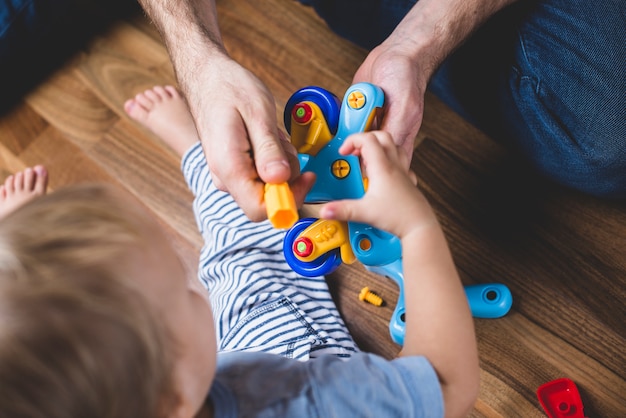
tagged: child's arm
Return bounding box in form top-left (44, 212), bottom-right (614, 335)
top-left (320, 131), bottom-right (480, 417)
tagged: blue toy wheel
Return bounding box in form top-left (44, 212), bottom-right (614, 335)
top-left (283, 218), bottom-right (342, 277)
top-left (283, 86), bottom-right (341, 136)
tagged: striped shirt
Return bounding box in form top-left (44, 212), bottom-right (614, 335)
top-left (182, 143), bottom-right (359, 360)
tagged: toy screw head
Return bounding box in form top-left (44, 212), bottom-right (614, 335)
top-left (292, 103), bottom-right (313, 124)
top-left (331, 159), bottom-right (351, 179)
top-left (294, 237), bottom-right (314, 257)
top-left (348, 90), bottom-right (366, 109)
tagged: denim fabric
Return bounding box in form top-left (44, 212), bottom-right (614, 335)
top-left (299, 0), bottom-right (626, 198)
top-left (299, 0), bottom-right (414, 50)
top-left (0, 0), bottom-right (76, 112)
top-left (0, 0), bottom-right (73, 58)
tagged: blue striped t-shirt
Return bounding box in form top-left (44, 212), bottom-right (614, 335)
top-left (182, 142), bottom-right (359, 360)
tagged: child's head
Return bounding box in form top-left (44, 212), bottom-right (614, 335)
top-left (0, 184), bottom-right (216, 418)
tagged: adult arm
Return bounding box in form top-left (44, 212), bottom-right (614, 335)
top-left (137, 0), bottom-right (311, 220)
top-left (320, 131), bottom-right (480, 417)
top-left (353, 0), bottom-right (519, 161)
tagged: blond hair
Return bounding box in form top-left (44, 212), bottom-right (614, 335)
top-left (0, 184), bottom-right (177, 418)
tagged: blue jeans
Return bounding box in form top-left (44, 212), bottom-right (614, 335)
top-left (299, 0), bottom-right (626, 198)
top-left (1, 0), bottom-right (77, 112)
top-left (0, 0), bottom-right (73, 58)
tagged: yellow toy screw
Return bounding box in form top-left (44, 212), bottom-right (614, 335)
top-left (331, 159), bottom-right (351, 179)
top-left (347, 90), bottom-right (366, 109)
top-left (359, 286), bottom-right (383, 306)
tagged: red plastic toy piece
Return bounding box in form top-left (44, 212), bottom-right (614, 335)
top-left (293, 237), bottom-right (314, 258)
top-left (292, 103), bottom-right (313, 124)
top-left (537, 378), bottom-right (586, 418)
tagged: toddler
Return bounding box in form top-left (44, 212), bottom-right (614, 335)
top-left (0, 86), bottom-right (478, 417)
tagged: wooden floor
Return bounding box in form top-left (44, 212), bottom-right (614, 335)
top-left (1, 1), bottom-right (624, 416)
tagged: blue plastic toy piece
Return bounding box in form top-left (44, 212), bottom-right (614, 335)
top-left (282, 83), bottom-right (513, 345)
top-left (300, 83), bottom-right (384, 203)
top-left (464, 283), bottom-right (513, 318)
top-left (366, 260), bottom-right (406, 345)
top-left (283, 218), bottom-right (343, 276)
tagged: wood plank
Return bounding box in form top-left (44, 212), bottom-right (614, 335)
top-left (24, 59), bottom-right (120, 148)
top-left (17, 125), bottom-right (115, 190)
top-left (75, 20), bottom-right (176, 117)
top-left (0, 102), bottom-right (49, 156)
top-left (88, 119), bottom-right (200, 247)
top-left (412, 136), bottom-right (626, 416)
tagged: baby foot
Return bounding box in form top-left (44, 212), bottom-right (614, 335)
top-left (124, 85), bottom-right (200, 156)
top-left (0, 165), bottom-right (48, 218)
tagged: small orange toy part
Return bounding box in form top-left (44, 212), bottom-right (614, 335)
top-left (292, 219), bottom-right (356, 265)
top-left (289, 101), bottom-right (334, 156)
top-left (359, 287), bottom-right (383, 306)
top-left (264, 183), bottom-right (298, 229)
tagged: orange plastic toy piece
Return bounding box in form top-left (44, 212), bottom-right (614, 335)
top-left (292, 219), bottom-right (356, 265)
top-left (359, 287), bottom-right (383, 306)
top-left (264, 183), bottom-right (298, 229)
top-left (289, 101), bottom-right (334, 156)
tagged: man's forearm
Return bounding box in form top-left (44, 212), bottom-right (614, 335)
top-left (390, 0), bottom-right (519, 79)
top-left (137, 0), bottom-right (224, 93)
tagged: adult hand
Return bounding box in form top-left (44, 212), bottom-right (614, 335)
top-left (352, 41), bottom-right (428, 167)
top-left (138, 0), bottom-right (314, 222)
top-left (185, 54), bottom-right (314, 221)
top-left (352, 0), bottom-right (518, 169)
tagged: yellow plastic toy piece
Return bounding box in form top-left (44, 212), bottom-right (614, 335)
top-left (294, 219), bottom-right (356, 265)
top-left (264, 183), bottom-right (298, 229)
top-left (290, 101), bottom-right (334, 156)
top-left (362, 176), bottom-right (369, 192)
top-left (364, 105), bottom-right (384, 132)
top-left (331, 159), bottom-right (351, 179)
top-left (359, 287), bottom-right (383, 306)
top-left (347, 90), bottom-right (366, 109)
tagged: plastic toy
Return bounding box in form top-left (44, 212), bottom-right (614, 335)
top-left (264, 183), bottom-right (298, 229)
top-left (359, 286), bottom-right (384, 306)
top-left (537, 378), bottom-right (587, 418)
top-left (270, 83), bottom-right (513, 345)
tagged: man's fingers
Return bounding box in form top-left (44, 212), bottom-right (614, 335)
top-left (211, 172), bottom-right (227, 191)
top-left (290, 172), bottom-right (316, 207)
top-left (248, 118), bottom-right (292, 185)
top-left (228, 177), bottom-right (267, 222)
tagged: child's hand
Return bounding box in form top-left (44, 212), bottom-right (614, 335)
top-left (319, 131), bottom-right (437, 239)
